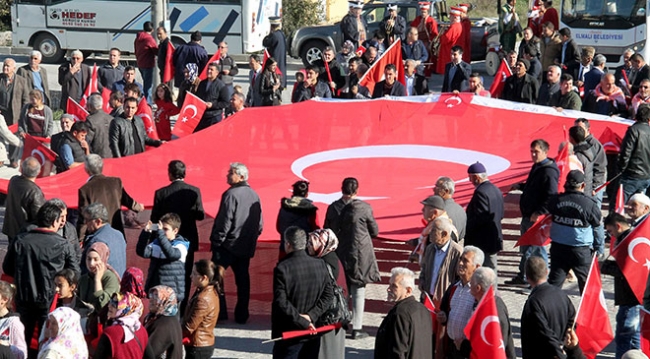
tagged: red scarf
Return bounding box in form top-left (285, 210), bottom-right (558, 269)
top-left (594, 84), bottom-right (625, 104)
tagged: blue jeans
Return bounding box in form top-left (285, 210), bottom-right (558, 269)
top-left (517, 216), bottom-right (549, 279)
top-left (620, 176), bottom-right (650, 203)
top-left (592, 190), bottom-right (605, 255)
top-left (139, 67), bottom-right (154, 103)
top-left (615, 305), bottom-right (641, 359)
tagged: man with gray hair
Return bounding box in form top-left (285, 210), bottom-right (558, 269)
top-left (420, 217), bottom-right (462, 308)
top-left (583, 53), bottom-right (607, 94)
top-left (2, 156), bottom-right (45, 243)
top-left (631, 53), bottom-right (650, 96)
top-left (615, 49), bottom-right (636, 94)
top-left (375, 266), bottom-right (433, 358)
top-left (78, 154), bottom-right (144, 239)
top-left (628, 193), bottom-right (650, 225)
top-left (85, 93), bottom-right (113, 158)
top-left (437, 245), bottom-right (484, 358)
top-left (0, 58), bottom-right (30, 125)
top-left (210, 162), bottom-right (263, 324)
top-left (465, 162), bottom-right (504, 271)
top-left (468, 267), bottom-right (516, 358)
top-left (434, 176), bottom-right (466, 241)
top-left (79, 202), bottom-right (126, 277)
top-left (58, 50), bottom-right (92, 112)
top-left (17, 50), bottom-right (50, 106)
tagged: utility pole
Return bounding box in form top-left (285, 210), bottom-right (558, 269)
top-left (151, 0), bottom-right (166, 88)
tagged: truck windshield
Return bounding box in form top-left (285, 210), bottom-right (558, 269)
top-left (562, 0), bottom-right (645, 25)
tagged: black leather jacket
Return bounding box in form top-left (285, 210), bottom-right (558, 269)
top-left (109, 114), bottom-right (162, 157)
top-left (618, 121), bottom-right (650, 179)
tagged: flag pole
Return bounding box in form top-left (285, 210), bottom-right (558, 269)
top-left (593, 172), bottom-right (622, 193)
top-left (572, 254), bottom-right (597, 331)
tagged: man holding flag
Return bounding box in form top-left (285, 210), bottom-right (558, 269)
top-left (375, 267), bottom-right (432, 359)
top-left (506, 139), bottom-right (559, 286)
top-left (602, 213), bottom-right (642, 358)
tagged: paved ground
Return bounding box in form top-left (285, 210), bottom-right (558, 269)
top-left (0, 53), bottom-right (619, 358)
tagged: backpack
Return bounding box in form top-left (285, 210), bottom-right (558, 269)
top-left (316, 264), bottom-right (352, 328)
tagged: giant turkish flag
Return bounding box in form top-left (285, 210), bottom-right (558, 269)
top-left (0, 95), bottom-right (631, 242)
top-left (611, 216), bottom-right (650, 303)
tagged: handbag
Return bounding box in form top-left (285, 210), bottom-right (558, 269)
top-left (316, 264), bottom-right (352, 328)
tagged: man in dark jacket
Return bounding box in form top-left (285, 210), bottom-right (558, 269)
top-left (506, 139), bottom-right (559, 285)
top-left (521, 256), bottom-right (575, 359)
top-left (272, 226), bottom-right (333, 357)
top-left (618, 104), bottom-right (650, 201)
top-left (56, 120), bottom-right (90, 172)
top-left (210, 162), bottom-right (263, 324)
top-left (215, 41), bottom-right (239, 97)
top-left (156, 26), bottom-right (171, 85)
top-left (2, 156), bottom-right (44, 243)
top-left (313, 47), bottom-right (345, 95)
top-left (263, 17), bottom-right (287, 88)
top-left (195, 62), bottom-right (230, 132)
top-left (134, 21), bottom-right (158, 102)
top-left (603, 213), bottom-right (642, 358)
top-left (379, 4), bottom-right (406, 47)
top-left (558, 28), bottom-right (581, 69)
top-left (58, 50), bottom-right (92, 112)
top-left (292, 65), bottom-right (332, 103)
top-left (550, 74), bottom-right (582, 111)
top-left (465, 162), bottom-right (504, 271)
top-left (324, 177), bottom-right (379, 339)
top-left (85, 93), bottom-right (113, 158)
top-left (172, 31), bottom-right (209, 87)
top-left (98, 48), bottom-right (124, 90)
top-left (537, 65), bottom-right (560, 106)
top-left (151, 160), bottom-right (205, 311)
top-left (442, 46), bottom-right (471, 93)
top-left (631, 53), bottom-right (650, 96)
top-left (582, 73), bottom-right (629, 117)
top-left (501, 59), bottom-right (539, 104)
top-left (109, 97), bottom-right (162, 157)
top-left (547, 170), bottom-right (601, 293)
top-left (375, 267), bottom-right (432, 359)
top-left (3, 201), bottom-right (80, 352)
top-left (372, 64), bottom-right (406, 98)
top-left (340, 1), bottom-right (366, 48)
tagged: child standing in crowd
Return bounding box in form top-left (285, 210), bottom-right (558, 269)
top-left (52, 269), bottom-right (94, 329)
top-left (182, 260), bottom-right (221, 359)
top-left (0, 281), bottom-right (26, 358)
top-left (37, 307), bottom-right (88, 359)
top-left (153, 84), bottom-right (179, 141)
top-left (136, 213), bottom-right (189, 305)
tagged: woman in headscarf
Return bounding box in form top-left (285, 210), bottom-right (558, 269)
top-left (38, 307), bottom-right (88, 359)
top-left (177, 63), bottom-right (200, 107)
top-left (307, 229), bottom-right (344, 359)
top-left (120, 267), bottom-right (148, 316)
top-left (94, 292), bottom-right (148, 359)
top-left (143, 286), bottom-right (182, 359)
top-left (78, 242), bottom-right (120, 312)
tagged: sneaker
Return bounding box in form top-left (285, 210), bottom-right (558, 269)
top-left (504, 276), bottom-right (527, 285)
top-left (351, 330), bottom-right (369, 340)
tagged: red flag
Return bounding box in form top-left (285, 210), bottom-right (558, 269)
top-left (615, 184), bottom-right (625, 215)
top-left (66, 98), bottom-right (89, 122)
top-left (263, 49), bottom-right (283, 75)
top-left (355, 46), bottom-right (366, 57)
top-left (641, 308), bottom-right (650, 353)
top-left (556, 141), bottom-right (571, 191)
top-left (423, 292), bottom-right (437, 331)
top-left (101, 87), bottom-right (112, 114)
top-left (199, 50), bottom-right (221, 81)
top-left (610, 217), bottom-right (650, 303)
top-left (489, 59), bottom-right (512, 98)
top-left (598, 127), bottom-right (623, 155)
top-left (172, 92), bottom-right (207, 138)
top-left (80, 63), bottom-right (99, 108)
top-left (463, 286), bottom-right (507, 359)
top-left (163, 41), bottom-right (175, 83)
top-left (281, 322), bottom-right (341, 341)
top-left (359, 38), bottom-right (405, 93)
top-left (515, 214), bottom-right (552, 247)
top-left (22, 134), bottom-right (57, 178)
top-left (575, 256), bottom-right (614, 359)
top-left (136, 98), bottom-right (159, 140)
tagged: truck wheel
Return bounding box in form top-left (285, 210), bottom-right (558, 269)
top-left (485, 51), bottom-right (500, 76)
top-left (300, 40), bottom-right (326, 67)
top-left (34, 33), bottom-right (65, 64)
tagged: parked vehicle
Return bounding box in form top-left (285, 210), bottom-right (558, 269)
top-left (290, 0), bottom-right (498, 66)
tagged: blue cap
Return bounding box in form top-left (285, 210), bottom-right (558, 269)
top-left (468, 162), bottom-right (487, 174)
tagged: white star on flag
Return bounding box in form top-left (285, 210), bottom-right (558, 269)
top-left (182, 117), bottom-right (189, 123)
top-left (644, 258), bottom-right (650, 270)
top-left (147, 127), bottom-right (154, 133)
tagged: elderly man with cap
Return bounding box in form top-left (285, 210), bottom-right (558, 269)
top-left (501, 58), bottom-right (539, 104)
top-left (263, 16), bottom-right (287, 89)
top-left (340, 1), bottom-right (367, 48)
top-left (379, 3), bottom-right (406, 48)
top-left (547, 170), bottom-right (601, 293)
top-left (465, 162), bottom-right (504, 272)
top-left (411, 195), bottom-right (460, 263)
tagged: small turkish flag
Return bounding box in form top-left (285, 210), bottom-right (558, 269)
top-left (463, 286), bottom-right (507, 359)
top-left (355, 46), bottom-right (366, 57)
top-left (172, 92), bottom-right (207, 138)
top-left (66, 98), bottom-right (89, 122)
top-left (22, 134), bottom-right (57, 177)
top-left (515, 214), bottom-right (552, 247)
top-left (263, 49), bottom-right (283, 75)
top-left (556, 140), bottom-right (571, 191)
top-left (598, 126), bottom-right (623, 155)
top-left (136, 97), bottom-right (159, 140)
top-left (575, 256), bottom-right (614, 359)
top-left (640, 308), bottom-right (650, 353)
top-left (199, 50), bottom-right (221, 81)
top-left (423, 292), bottom-right (437, 331)
top-left (101, 87), bottom-right (112, 114)
top-left (615, 184), bottom-right (625, 215)
top-left (359, 38), bottom-right (405, 92)
top-left (80, 63), bottom-right (99, 108)
top-left (163, 41), bottom-right (175, 83)
top-left (611, 217), bottom-right (650, 303)
top-left (489, 59), bottom-right (512, 98)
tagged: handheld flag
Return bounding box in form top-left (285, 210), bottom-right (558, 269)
top-left (163, 41), bottom-right (175, 83)
top-left (489, 59), bottom-right (512, 98)
top-left (199, 50), bottom-right (221, 81)
top-left (136, 98), bottom-right (159, 140)
top-left (610, 217), bottom-right (650, 303)
top-left (101, 87), bottom-right (112, 114)
top-left (22, 134), bottom-right (57, 177)
top-left (80, 63), bottom-right (99, 108)
top-left (66, 98), bottom-right (89, 122)
top-left (515, 214), bottom-right (552, 247)
top-left (172, 92), bottom-right (207, 138)
top-left (463, 286), bottom-right (507, 359)
top-left (359, 39), bottom-right (405, 93)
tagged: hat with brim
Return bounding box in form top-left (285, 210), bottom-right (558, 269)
top-left (566, 170), bottom-right (585, 187)
top-left (387, 4), bottom-right (398, 11)
top-left (269, 16), bottom-right (282, 25)
top-left (421, 195), bottom-right (445, 210)
top-left (349, 0), bottom-right (363, 9)
top-left (449, 6), bottom-right (462, 15)
top-left (418, 1), bottom-right (430, 10)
